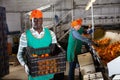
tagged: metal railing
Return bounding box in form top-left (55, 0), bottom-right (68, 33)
top-left (48, 10), bottom-right (72, 41)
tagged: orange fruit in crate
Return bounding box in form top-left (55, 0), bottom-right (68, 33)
top-left (45, 71), bottom-right (48, 74)
top-left (46, 66), bottom-right (50, 70)
top-left (32, 54), bottom-right (38, 57)
top-left (46, 60), bottom-right (49, 65)
top-left (45, 53), bottom-right (49, 57)
top-left (53, 59), bottom-right (57, 63)
top-left (50, 70), bottom-right (53, 73)
top-left (54, 68), bottom-right (57, 73)
top-left (41, 71), bottom-right (44, 75)
top-left (41, 54), bottom-right (45, 58)
top-left (38, 61), bottom-right (42, 66)
top-left (38, 71), bottom-right (41, 75)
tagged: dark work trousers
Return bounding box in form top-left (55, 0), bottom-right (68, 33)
top-left (68, 61), bottom-right (83, 80)
top-left (69, 61), bottom-right (76, 80)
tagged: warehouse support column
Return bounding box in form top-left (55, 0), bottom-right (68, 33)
top-left (91, 4), bottom-right (94, 39)
top-left (72, 0), bottom-right (75, 21)
top-left (52, 4), bottom-right (56, 33)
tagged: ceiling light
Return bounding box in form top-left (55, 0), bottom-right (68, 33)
top-left (27, 4), bottom-right (51, 15)
top-left (91, 0), bottom-right (96, 3)
top-left (85, 0), bottom-right (96, 10)
top-left (37, 4), bottom-right (51, 11)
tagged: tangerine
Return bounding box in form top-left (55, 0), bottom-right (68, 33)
top-left (41, 54), bottom-right (45, 58)
top-left (45, 53), bottom-right (49, 57)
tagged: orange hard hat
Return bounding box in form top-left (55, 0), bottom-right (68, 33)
top-left (30, 9), bottom-right (43, 19)
top-left (71, 18), bottom-right (83, 27)
top-left (76, 18), bottom-right (82, 25)
top-left (71, 20), bottom-right (78, 27)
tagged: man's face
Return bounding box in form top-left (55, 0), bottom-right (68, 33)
top-left (33, 18), bottom-right (43, 29)
top-left (74, 25), bottom-right (81, 30)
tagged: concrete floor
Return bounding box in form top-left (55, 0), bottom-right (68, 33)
top-left (2, 65), bottom-right (28, 80)
top-left (2, 62), bottom-right (80, 80)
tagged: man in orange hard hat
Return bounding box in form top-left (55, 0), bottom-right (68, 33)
top-left (17, 9), bottom-right (57, 80)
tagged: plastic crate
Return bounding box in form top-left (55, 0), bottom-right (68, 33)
top-left (24, 43), bottom-right (66, 77)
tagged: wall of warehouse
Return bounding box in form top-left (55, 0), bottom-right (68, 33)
top-left (6, 13), bottom-right (22, 46)
top-left (51, 3), bottom-right (120, 25)
top-left (42, 4), bottom-right (120, 27)
top-left (5, 7), bottom-right (120, 33)
top-left (1, 0), bottom-right (119, 32)
top-left (6, 13), bottom-right (21, 32)
top-left (74, 6), bottom-right (120, 25)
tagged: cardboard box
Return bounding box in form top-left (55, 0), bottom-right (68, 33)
top-left (83, 72), bottom-right (103, 80)
top-left (78, 52), bottom-right (95, 75)
top-left (80, 64), bottom-right (96, 75)
top-left (77, 52), bottom-right (94, 67)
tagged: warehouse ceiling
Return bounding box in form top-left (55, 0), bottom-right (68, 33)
top-left (0, 0), bottom-right (120, 12)
top-left (0, 0), bottom-right (63, 12)
top-left (0, 0), bottom-right (120, 28)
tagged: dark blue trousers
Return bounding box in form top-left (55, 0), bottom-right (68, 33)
top-left (68, 61), bottom-right (76, 80)
top-left (68, 61), bottom-right (83, 80)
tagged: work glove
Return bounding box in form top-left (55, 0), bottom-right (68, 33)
top-left (24, 64), bottom-right (29, 75)
top-left (90, 40), bottom-right (99, 47)
top-left (92, 42), bottom-right (99, 47)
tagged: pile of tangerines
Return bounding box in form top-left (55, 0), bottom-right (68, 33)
top-left (32, 53), bottom-right (49, 58)
top-left (94, 38), bottom-right (120, 66)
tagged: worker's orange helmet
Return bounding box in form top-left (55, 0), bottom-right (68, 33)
top-left (76, 18), bottom-right (82, 25)
top-left (71, 18), bottom-right (83, 27)
top-left (30, 9), bottom-right (43, 19)
top-left (71, 20), bottom-right (78, 27)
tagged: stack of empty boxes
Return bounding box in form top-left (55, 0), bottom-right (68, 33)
top-left (78, 52), bottom-right (104, 80)
top-left (83, 72), bottom-right (103, 80)
top-left (78, 52), bottom-right (95, 75)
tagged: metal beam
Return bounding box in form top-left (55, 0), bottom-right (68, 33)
top-left (76, 3), bottom-right (120, 8)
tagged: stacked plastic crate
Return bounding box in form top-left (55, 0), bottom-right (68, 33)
top-left (0, 6), bottom-right (9, 78)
